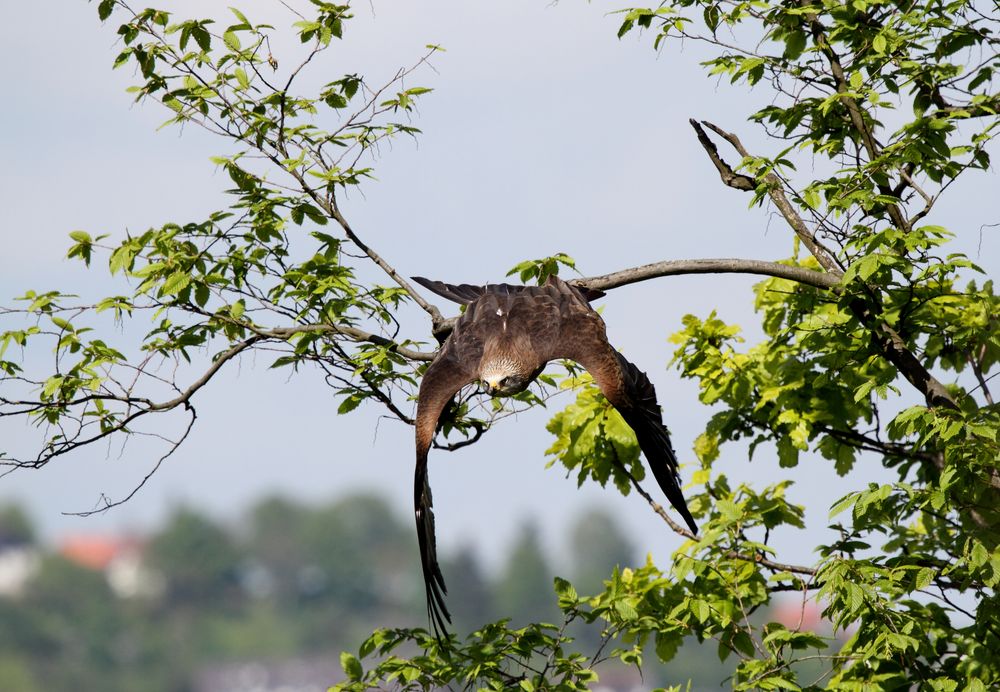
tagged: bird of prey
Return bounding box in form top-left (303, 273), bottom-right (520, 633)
top-left (412, 274), bottom-right (697, 635)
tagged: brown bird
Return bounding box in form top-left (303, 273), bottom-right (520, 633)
top-left (412, 274), bottom-right (697, 635)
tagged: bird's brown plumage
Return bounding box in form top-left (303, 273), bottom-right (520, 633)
top-left (412, 274), bottom-right (696, 636)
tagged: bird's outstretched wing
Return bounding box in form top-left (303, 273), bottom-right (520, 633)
top-left (540, 276), bottom-right (698, 534)
top-left (413, 276), bottom-right (488, 305)
top-left (413, 275), bottom-right (606, 305)
top-left (413, 321), bottom-right (482, 636)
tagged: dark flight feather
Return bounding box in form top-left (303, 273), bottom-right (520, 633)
top-left (609, 351), bottom-right (698, 534)
top-left (411, 274), bottom-right (695, 635)
top-left (412, 276), bottom-right (487, 305)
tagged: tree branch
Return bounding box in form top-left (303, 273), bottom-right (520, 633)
top-left (689, 119), bottom-right (844, 276)
top-left (426, 256), bottom-right (845, 340)
top-left (260, 323), bottom-right (435, 361)
top-left (797, 0), bottom-right (913, 234)
top-left (577, 258), bottom-right (840, 292)
top-left (688, 118), bottom-right (961, 413)
top-left (931, 90), bottom-right (1000, 120)
top-left (325, 203), bottom-right (445, 326)
top-left (148, 336), bottom-right (262, 412)
top-left (613, 455), bottom-right (818, 579)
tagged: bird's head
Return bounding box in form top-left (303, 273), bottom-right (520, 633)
top-left (481, 358), bottom-right (530, 397)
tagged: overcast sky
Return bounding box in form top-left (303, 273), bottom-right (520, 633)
top-left (1, 1), bottom-right (997, 574)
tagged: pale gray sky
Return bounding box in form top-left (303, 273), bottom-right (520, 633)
top-left (1, 1), bottom-right (996, 573)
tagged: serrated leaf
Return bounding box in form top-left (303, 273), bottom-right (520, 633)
top-left (325, 92), bottom-right (348, 109)
top-left (614, 599), bottom-right (639, 622)
top-left (161, 271), bottom-right (191, 296)
top-left (340, 651), bottom-right (362, 681)
top-left (194, 283), bottom-right (210, 308)
top-left (691, 599), bottom-right (710, 622)
top-left (553, 576), bottom-right (578, 603)
top-left (338, 395), bottom-right (362, 415)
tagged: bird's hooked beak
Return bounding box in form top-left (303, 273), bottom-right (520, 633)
top-left (484, 378), bottom-right (501, 396)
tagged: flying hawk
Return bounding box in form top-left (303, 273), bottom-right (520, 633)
top-left (412, 274), bottom-right (697, 635)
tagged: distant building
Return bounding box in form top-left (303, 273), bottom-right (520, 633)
top-left (58, 534), bottom-right (163, 598)
top-left (0, 544), bottom-right (40, 597)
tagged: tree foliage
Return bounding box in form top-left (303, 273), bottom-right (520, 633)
top-left (1, 0), bottom-right (998, 689)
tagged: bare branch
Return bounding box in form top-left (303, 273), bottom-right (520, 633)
top-left (260, 323), bottom-right (435, 361)
top-left (689, 118), bottom-right (757, 191)
top-left (326, 203), bottom-right (445, 325)
top-left (612, 454), bottom-right (818, 579)
top-left (67, 405), bottom-right (198, 517)
top-left (690, 119), bottom-right (844, 276)
top-left (578, 258), bottom-right (840, 292)
top-left (148, 337), bottom-right (261, 412)
top-left (968, 347), bottom-right (995, 406)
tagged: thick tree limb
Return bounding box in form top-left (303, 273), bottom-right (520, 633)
top-left (578, 258), bottom-right (839, 292)
top-left (426, 256), bottom-right (844, 340)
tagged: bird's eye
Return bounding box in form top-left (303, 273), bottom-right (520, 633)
top-left (500, 377), bottom-right (511, 387)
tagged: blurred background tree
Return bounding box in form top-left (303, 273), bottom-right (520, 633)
top-left (0, 497), bottom-right (726, 690)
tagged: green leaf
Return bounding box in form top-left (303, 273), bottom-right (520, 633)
top-left (340, 651), bottom-right (363, 681)
top-left (234, 67), bottom-right (249, 90)
top-left (915, 567), bottom-right (935, 590)
top-left (50, 316), bottom-right (73, 331)
top-left (783, 31), bottom-right (807, 60)
top-left (42, 375), bottom-right (65, 398)
top-left (337, 395), bottom-right (363, 415)
top-left (192, 26), bottom-right (211, 52)
top-left (553, 576), bottom-right (578, 605)
top-left (97, 0), bottom-right (115, 21)
top-left (194, 283), bottom-right (210, 308)
top-left (229, 8), bottom-right (250, 25)
top-left (325, 92), bottom-right (348, 109)
top-left (160, 271), bottom-right (192, 296)
top-left (732, 630), bottom-right (756, 657)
